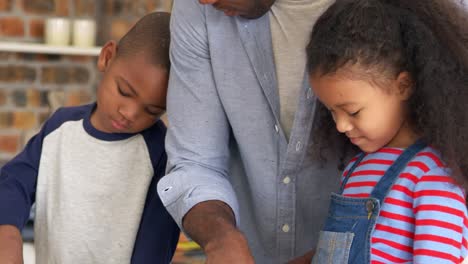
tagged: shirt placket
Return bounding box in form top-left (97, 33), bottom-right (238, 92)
top-left (276, 83), bottom-right (315, 263)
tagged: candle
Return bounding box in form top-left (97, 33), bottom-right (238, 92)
top-left (72, 19), bottom-right (97, 47)
top-left (45, 18), bottom-right (71, 46)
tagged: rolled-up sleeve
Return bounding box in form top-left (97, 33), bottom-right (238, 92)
top-left (157, 0), bottom-right (239, 229)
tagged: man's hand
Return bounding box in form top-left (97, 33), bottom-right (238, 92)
top-left (198, 0), bottom-right (275, 19)
top-left (183, 200), bottom-right (255, 263)
top-left (0, 225), bottom-right (23, 264)
top-left (287, 250), bottom-right (315, 264)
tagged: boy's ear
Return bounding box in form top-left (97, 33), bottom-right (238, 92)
top-left (97, 40), bottom-right (118, 72)
top-left (396, 71), bottom-right (414, 100)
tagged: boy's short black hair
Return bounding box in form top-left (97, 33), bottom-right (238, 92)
top-left (116, 12), bottom-right (171, 71)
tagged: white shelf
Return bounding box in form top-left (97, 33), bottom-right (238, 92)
top-left (0, 42), bottom-right (101, 56)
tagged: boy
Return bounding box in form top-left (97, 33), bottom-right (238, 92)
top-left (0, 12), bottom-right (179, 264)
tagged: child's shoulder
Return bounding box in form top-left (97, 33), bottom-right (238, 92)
top-left (401, 146), bottom-right (456, 185)
top-left (343, 146), bottom-right (448, 177)
top-left (143, 119), bottom-right (166, 133)
top-left (410, 146), bottom-right (447, 173)
top-left (40, 103), bottom-right (93, 136)
top-left (140, 119), bottom-right (167, 158)
top-left (50, 104), bottom-right (91, 120)
top-left (140, 119), bottom-right (166, 141)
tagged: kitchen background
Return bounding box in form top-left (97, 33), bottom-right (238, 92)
top-left (0, 0), bottom-right (204, 263)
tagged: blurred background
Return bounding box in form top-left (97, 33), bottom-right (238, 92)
top-left (0, 0), bottom-right (204, 263)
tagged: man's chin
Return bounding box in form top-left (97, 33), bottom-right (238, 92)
top-left (240, 0), bottom-right (275, 19)
top-left (240, 12), bottom-right (268, 19)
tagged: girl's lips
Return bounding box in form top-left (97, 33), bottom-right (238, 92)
top-left (349, 137), bottom-right (363, 145)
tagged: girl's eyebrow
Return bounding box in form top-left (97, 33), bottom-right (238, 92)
top-left (336, 102), bottom-right (358, 108)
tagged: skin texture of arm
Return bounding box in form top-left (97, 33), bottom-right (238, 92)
top-left (0, 225), bottom-right (23, 264)
top-left (183, 201), bottom-right (254, 263)
top-left (287, 250), bottom-right (315, 264)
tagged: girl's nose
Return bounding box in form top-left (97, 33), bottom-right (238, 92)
top-left (335, 116), bottom-right (353, 133)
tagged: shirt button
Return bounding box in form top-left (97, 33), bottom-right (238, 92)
top-left (274, 124), bottom-right (279, 133)
top-left (295, 141), bottom-right (303, 152)
top-left (282, 224), bottom-right (290, 233)
top-left (307, 89), bottom-right (312, 99)
top-left (283, 176), bottom-right (291, 184)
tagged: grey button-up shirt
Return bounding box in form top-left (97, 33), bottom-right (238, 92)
top-left (157, 1), bottom-right (341, 263)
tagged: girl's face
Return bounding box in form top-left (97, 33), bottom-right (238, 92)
top-left (310, 69), bottom-right (417, 153)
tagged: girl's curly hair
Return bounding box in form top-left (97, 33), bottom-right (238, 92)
top-left (306, 0), bottom-right (468, 184)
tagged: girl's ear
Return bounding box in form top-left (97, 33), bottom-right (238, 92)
top-left (97, 40), bottom-right (118, 72)
top-left (396, 71), bottom-right (414, 100)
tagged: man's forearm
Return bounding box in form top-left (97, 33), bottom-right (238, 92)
top-left (183, 200), bottom-right (254, 263)
top-left (183, 200), bottom-right (241, 249)
top-left (0, 225), bottom-right (23, 264)
top-left (287, 250), bottom-right (315, 264)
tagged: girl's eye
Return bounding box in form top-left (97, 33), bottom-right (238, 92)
top-left (117, 86), bottom-right (131, 97)
top-left (349, 110), bottom-right (360, 117)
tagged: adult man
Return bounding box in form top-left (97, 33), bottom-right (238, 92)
top-left (158, 0), bottom-right (338, 263)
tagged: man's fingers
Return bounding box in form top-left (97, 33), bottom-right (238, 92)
top-left (199, 0), bottom-right (218, 5)
top-left (224, 10), bottom-right (239, 16)
top-left (199, 0), bottom-right (243, 17)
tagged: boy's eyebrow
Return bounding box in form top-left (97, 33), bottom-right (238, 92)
top-left (118, 76), bottom-right (166, 110)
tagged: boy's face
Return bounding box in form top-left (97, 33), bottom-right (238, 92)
top-left (310, 68), bottom-right (416, 153)
top-left (91, 41), bottom-right (168, 134)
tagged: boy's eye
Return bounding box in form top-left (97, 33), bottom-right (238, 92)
top-left (117, 86), bottom-right (131, 97)
top-left (146, 109), bottom-right (164, 116)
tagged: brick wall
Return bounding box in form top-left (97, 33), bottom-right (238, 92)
top-left (0, 0), bottom-right (172, 165)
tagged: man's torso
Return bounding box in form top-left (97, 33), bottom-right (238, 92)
top-left (202, 3), bottom-right (340, 262)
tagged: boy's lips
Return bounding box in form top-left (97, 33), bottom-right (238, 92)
top-left (111, 120), bottom-right (129, 131)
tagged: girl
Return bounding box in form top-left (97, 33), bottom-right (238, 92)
top-left (306, 0), bottom-right (468, 263)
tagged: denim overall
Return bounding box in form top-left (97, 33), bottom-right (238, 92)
top-left (311, 141), bottom-right (426, 264)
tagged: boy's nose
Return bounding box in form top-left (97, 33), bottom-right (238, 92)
top-left (119, 105), bottom-right (139, 123)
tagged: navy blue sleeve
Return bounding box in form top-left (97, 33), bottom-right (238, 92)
top-left (141, 120), bottom-right (167, 179)
top-left (0, 128), bottom-right (44, 229)
top-left (131, 120), bottom-right (180, 264)
top-left (0, 105), bottom-right (90, 230)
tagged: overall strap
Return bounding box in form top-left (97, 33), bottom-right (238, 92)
top-left (370, 139), bottom-right (427, 202)
top-left (339, 152), bottom-right (367, 194)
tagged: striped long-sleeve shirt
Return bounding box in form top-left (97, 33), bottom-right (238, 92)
top-left (342, 147), bottom-right (468, 263)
